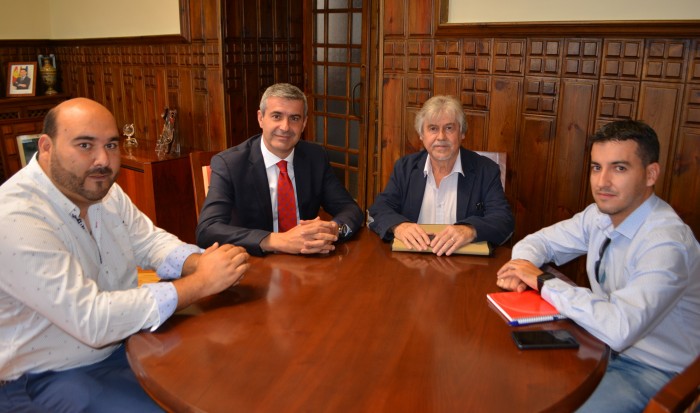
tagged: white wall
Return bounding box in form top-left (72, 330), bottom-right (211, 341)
top-left (0, 0), bottom-right (52, 39)
top-left (0, 0), bottom-right (179, 40)
top-left (449, 0), bottom-right (700, 23)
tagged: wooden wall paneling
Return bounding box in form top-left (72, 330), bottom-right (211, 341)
top-left (527, 39), bottom-right (563, 78)
top-left (123, 65), bottom-right (148, 142)
top-left (597, 80), bottom-right (638, 120)
top-left (87, 64), bottom-right (101, 107)
top-left (42, 0), bottom-right (226, 153)
top-left (523, 76), bottom-right (559, 117)
top-left (637, 81), bottom-right (683, 195)
top-left (202, 0), bottom-right (221, 40)
top-left (189, 0), bottom-right (205, 40)
top-left (643, 39), bottom-right (689, 83)
top-left (193, 66), bottom-right (211, 148)
top-left (462, 38), bottom-right (491, 75)
top-left (433, 74), bottom-right (459, 97)
top-left (407, 39), bottom-right (433, 73)
top-left (380, 75), bottom-right (404, 184)
top-left (460, 75), bottom-right (490, 150)
top-left (563, 39), bottom-right (602, 79)
top-left (143, 66), bottom-right (167, 142)
top-left (689, 39), bottom-right (700, 83)
top-left (103, 65), bottom-right (122, 126)
top-left (407, 0), bottom-right (434, 36)
top-left (222, 0), bottom-right (302, 148)
top-left (404, 74), bottom-right (432, 158)
top-left (383, 40), bottom-right (406, 72)
top-left (173, 65), bottom-right (194, 147)
top-left (668, 128), bottom-right (700, 239)
top-left (667, 83), bottom-right (700, 238)
top-left (492, 39), bottom-right (526, 76)
top-left (288, 42), bottom-right (304, 87)
top-left (514, 115), bottom-right (556, 240)
top-left (486, 76), bottom-right (522, 160)
top-left (383, 0), bottom-right (406, 36)
top-left (487, 76), bottom-right (522, 218)
top-left (206, 64), bottom-right (225, 148)
top-left (405, 107), bottom-right (421, 154)
top-left (463, 110), bottom-right (488, 151)
top-left (601, 38), bottom-right (644, 80)
top-left (434, 39), bottom-right (460, 73)
top-left (550, 78), bottom-right (598, 223)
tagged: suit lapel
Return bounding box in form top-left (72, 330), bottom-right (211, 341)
top-left (292, 145), bottom-right (311, 218)
top-left (248, 138), bottom-right (274, 229)
top-left (456, 149), bottom-right (475, 221)
top-left (406, 153), bottom-right (428, 219)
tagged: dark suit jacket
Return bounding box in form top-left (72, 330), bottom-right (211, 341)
top-left (13, 76), bottom-right (31, 89)
top-left (368, 148), bottom-right (514, 245)
top-left (196, 134), bottom-right (364, 256)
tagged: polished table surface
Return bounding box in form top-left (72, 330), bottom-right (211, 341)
top-left (127, 228), bottom-right (608, 412)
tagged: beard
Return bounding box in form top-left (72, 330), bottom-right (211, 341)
top-left (50, 152), bottom-right (115, 202)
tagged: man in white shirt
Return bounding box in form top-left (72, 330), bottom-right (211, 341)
top-left (368, 95), bottom-right (514, 255)
top-left (0, 98), bottom-right (250, 412)
top-left (496, 120), bottom-right (700, 412)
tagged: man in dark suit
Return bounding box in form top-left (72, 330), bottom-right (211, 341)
top-left (368, 95), bottom-right (514, 256)
top-left (13, 67), bottom-right (31, 90)
top-left (196, 83), bottom-right (364, 256)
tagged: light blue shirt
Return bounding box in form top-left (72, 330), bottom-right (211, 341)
top-left (512, 194), bottom-right (700, 373)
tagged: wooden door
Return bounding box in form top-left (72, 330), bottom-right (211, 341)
top-left (304, 0), bottom-right (372, 210)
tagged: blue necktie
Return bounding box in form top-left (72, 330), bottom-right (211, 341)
top-left (594, 237), bottom-right (611, 284)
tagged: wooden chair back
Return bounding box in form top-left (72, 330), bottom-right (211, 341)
top-left (644, 354), bottom-right (700, 413)
top-left (475, 151), bottom-right (507, 190)
top-left (189, 151), bottom-right (218, 220)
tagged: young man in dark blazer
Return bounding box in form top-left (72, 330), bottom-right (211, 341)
top-left (368, 95), bottom-right (514, 256)
top-left (196, 83), bottom-right (363, 256)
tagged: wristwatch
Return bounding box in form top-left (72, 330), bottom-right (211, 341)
top-left (537, 272), bottom-right (556, 291)
top-left (338, 223), bottom-right (352, 239)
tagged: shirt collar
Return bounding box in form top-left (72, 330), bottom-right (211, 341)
top-left (596, 194), bottom-right (658, 240)
top-left (25, 156), bottom-right (82, 218)
top-left (260, 136), bottom-right (295, 169)
top-left (423, 150), bottom-right (464, 178)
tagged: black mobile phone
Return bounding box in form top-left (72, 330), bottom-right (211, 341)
top-left (511, 330), bottom-right (579, 350)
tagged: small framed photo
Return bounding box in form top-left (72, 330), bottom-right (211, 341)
top-left (6, 62), bottom-right (37, 97)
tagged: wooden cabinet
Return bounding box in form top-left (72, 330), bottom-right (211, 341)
top-left (117, 141), bottom-right (197, 244)
top-left (0, 95), bottom-right (68, 182)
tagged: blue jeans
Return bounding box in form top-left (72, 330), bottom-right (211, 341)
top-left (0, 345), bottom-right (163, 413)
top-left (576, 353), bottom-right (676, 413)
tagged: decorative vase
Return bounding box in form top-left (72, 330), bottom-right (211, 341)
top-left (40, 57), bottom-right (58, 95)
top-left (123, 123), bottom-right (138, 154)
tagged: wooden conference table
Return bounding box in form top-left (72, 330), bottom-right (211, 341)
top-left (127, 228), bottom-right (609, 412)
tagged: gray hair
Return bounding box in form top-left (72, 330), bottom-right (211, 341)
top-left (260, 83), bottom-right (308, 117)
top-left (414, 95), bottom-right (467, 136)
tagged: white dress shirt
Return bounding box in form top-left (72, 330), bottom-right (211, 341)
top-left (260, 139), bottom-right (300, 232)
top-left (512, 195), bottom-right (700, 373)
top-left (0, 157), bottom-right (198, 380)
top-left (417, 152), bottom-right (463, 225)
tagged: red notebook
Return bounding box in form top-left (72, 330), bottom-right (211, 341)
top-left (487, 290), bottom-right (566, 326)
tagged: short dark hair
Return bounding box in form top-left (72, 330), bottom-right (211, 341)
top-left (42, 105), bottom-right (59, 138)
top-left (589, 120), bottom-right (660, 166)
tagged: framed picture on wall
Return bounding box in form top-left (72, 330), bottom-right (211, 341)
top-left (6, 62), bottom-right (37, 97)
top-left (16, 134), bottom-right (41, 167)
